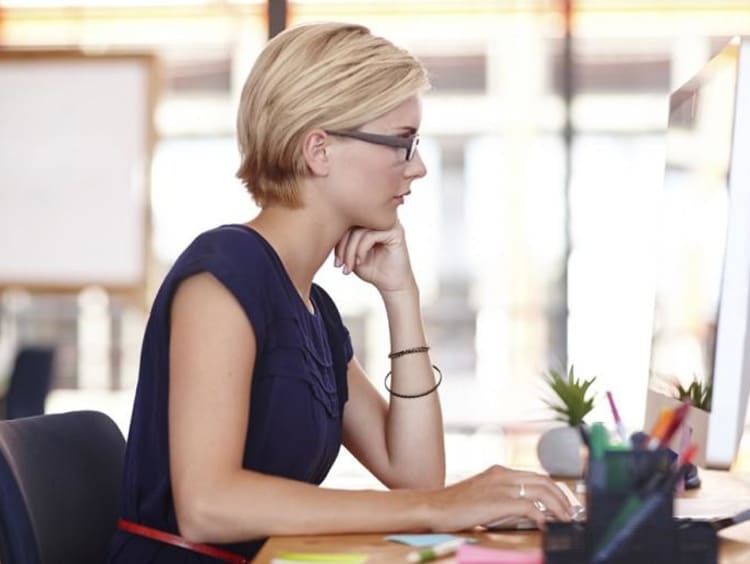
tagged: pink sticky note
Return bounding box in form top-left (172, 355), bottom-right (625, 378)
top-left (456, 544), bottom-right (543, 564)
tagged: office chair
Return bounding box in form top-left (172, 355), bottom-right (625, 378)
top-left (0, 410), bottom-right (126, 564)
top-left (3, 346), bottom-right (55, 419)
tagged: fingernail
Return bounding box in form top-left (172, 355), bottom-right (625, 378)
top-left (334, 256), bottom-right (342, 267)
top-left (342, 265), bottom-right (350, 275)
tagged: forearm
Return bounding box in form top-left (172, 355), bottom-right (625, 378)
top-left (179, 464), bottom-right (577, 545)
top-left (178, 469), bottom-right (433, 543)
top-left (381, 284), bottom-right (445, 487)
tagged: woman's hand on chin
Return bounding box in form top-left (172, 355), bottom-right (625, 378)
top-left (333, 221), bottom-right (417, 293)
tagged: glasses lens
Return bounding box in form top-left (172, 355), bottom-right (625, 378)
top-left (407, 135), bottom-right (419, 161)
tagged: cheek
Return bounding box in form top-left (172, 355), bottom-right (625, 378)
top-left (346, 160), bottom-right (400, 194)
top-left (331, 176), bottom-right (400, 228)
top-left (327, 153), bottom-right (404, 218)
top-left (365, 157), bottom-right (405, 186)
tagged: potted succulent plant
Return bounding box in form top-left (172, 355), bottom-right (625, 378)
top-left (537, 365), bottom-right (597, 477)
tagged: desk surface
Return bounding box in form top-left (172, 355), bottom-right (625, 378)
top-left (253, 470), bottom-right (750, 563)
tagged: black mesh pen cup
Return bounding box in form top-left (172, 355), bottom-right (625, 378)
top-left (544, 447), bottom-right (717, 564)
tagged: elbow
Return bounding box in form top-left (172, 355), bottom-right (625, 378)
top-left (385, 449), bottom-right (446, 489)
top-left (421, 470), bottom-right (445, 489)
top-left (414, 460), bottom-right (445, 489)
top-left (412, 468), bottom-right (445, 489)
top-left (174, 493), bottom-right (223, 543)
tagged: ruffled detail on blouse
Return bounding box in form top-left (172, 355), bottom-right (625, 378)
top-left (261, 315), bottom-right (340, 418)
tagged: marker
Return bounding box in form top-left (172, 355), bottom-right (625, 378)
top-left (406, 538), bottom-right (466, 563)
top-left (589, 422), bottom-right (609, 460)
top-left (605, 391), bottom-right (629, 445)
top-left (657, 402), bottom-right (690, 449)
top-left (646, 407), bottom-right (672, 450)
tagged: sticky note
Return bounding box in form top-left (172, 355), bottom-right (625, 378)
top-left (386, 533), bottom-right (467, 547)
top-left (456, 544), bottom-right (543, 564)
top-left (271, 552), bottom-right (367, 563)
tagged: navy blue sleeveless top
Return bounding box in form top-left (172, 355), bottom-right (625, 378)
top-left (107, 225), bottom-right (352, 563)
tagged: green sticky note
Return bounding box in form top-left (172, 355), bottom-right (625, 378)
top-left (273, 552), bottom-right (367, 563)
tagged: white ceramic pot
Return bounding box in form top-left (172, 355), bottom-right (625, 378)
top-left (537, 425), bottom-right (585, 478)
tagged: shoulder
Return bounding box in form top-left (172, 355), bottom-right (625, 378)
top-left (166, 224), bottom-right (281, 290)
top-left (185, 224), bottom-right (270, 266)
top-left (153, 225), bottom-right (280, 342)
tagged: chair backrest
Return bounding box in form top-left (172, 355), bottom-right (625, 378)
top-left (0, 410), bottom-right (126, 564)
top-left (5, 347), bottom-right (55, 419)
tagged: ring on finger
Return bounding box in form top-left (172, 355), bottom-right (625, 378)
top-left (519, 483), bottom-right (526, 498)
top-left (533, 500), bottom-right (547, 513)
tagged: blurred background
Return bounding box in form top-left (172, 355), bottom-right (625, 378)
top-left (1, 0), bottom-right (749, 483)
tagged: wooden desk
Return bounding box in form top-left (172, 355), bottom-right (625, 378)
top-left (254, 470), bottom-right (750, 563)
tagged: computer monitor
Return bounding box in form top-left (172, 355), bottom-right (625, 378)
top-left (645, 37), bottom-right (750, 469)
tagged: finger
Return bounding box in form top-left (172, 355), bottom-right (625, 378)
top-left (491, 479), bottom-right (569, 522)
top-left (539, 481), bottom-right (576, 517)
top-left (334, 229), bottom-right (352, 267)
top-left (520, 484), bottom-right (571, 522)
top-left (351, 229), bottom-right (396, 266)
top-left (502, 499), bottom-right (549, 530)
top-left (341, 228), bottom-right (367, 273)
top-left (512, 472), bottom-right (573, 514)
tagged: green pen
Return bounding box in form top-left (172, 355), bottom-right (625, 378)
top-left (406, 538), bottom-right (466, 563)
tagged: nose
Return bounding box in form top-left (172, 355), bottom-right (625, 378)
top-left (406, 150), bottom-right (427, 180)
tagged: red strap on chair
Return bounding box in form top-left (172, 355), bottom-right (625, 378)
top-left (117, 518), bottom-right (250, 564)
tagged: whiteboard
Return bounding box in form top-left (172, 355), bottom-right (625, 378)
top-left (0, 52), bottom-right (155, 292)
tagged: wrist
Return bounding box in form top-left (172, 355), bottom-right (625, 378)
top-left (379, 280), bottom-right (419, 308)
top-left (410, 489), bottom-right (441, 533)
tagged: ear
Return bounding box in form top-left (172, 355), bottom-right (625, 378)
top-left (301, 129), bottom-right (330, 177)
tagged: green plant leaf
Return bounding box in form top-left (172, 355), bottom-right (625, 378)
top-left (541, 364), bottom-right (597, 426)
top-left (672, 375), bottom-right (712, 411)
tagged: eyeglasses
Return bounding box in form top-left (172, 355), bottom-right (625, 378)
top-left (325, 129), bottom-right (420, 161)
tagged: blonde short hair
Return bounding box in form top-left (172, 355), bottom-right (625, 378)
top-left (236, 22), bottom-right (430, 208)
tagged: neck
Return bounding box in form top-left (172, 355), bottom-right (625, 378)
top-left (247, 205), bottom-right (346, 303)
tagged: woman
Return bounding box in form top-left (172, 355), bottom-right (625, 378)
top-left (108, 22), bottom-right (574, 563)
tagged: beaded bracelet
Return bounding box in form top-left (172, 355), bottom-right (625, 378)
top-left (384, 365), bottom-right (443, 399)
top-left (388, 345), bottom-right (430, 359)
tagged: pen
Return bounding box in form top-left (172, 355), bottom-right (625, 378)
top-left (406, 538), bottom-right (466, 563)
top-left (605, 391), bottom-right (629, 445)
top-left (676, 424), bottom-right (693, 493)
top-left (712, 507), bottom-right (750, 531)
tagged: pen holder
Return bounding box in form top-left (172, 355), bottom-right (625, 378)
top-left (588, 448), bottom-right (675, 563)
top-left (544, 448), bottom-right (718, 564)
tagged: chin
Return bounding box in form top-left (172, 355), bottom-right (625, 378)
top-left (361, 211), bottom-right (399, 232)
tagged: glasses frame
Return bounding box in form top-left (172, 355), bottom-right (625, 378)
top-left (325, 129), bottom-right (420, 161)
